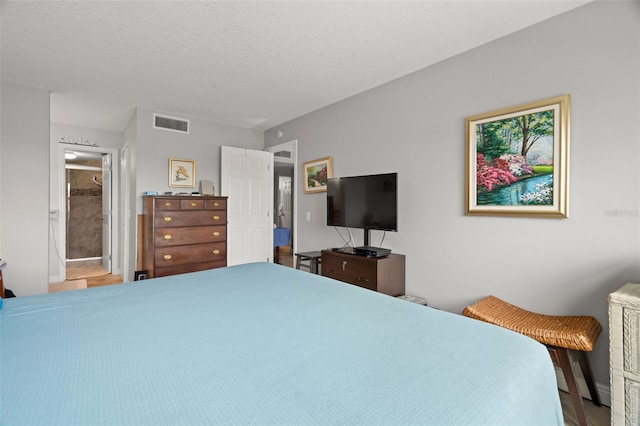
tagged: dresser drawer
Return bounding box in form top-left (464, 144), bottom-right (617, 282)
top-left (323, 255), bottom-right (377, 291)
top-left (155, 242), bottom-right (226, 268)
top-left (205, 199), bottom-right (226, 210)
top-left (154, 210), bottom-right (227, 228)
top-left (154, 225), bottom-right (226, 247)
top-left (154, 198), bottom-right (182, 210)
top-left (154, 260), bottom-right (227, 277)
top-left (181, 199), bottom-right (205, 210)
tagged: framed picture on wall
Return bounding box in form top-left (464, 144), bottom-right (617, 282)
top-left (465, 95), bottom-right (570, 218)
top-left (169, 158), bottom-right (196, 188)
top-left (302, 156), bottom-right (333, 194)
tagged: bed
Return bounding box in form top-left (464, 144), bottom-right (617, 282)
top-left (1, 262), bottom-right (563, 425)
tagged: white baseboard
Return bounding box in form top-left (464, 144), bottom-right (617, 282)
top-left (49, 274), bottom-right (63, 284)
top-left (555, 367), bottom-right (611, 407)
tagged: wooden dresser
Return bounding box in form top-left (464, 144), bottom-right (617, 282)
top-left (321, 250), bottom-right (405, 296)
top-left (143, 196), bottom-right (228, 278)
top-left (609, 282), bottom-right (640, 426)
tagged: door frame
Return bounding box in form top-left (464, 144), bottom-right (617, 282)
top-left (266, 139), bottom-right (298, 256)
top-left (55, 143), bottom-right (120, 281)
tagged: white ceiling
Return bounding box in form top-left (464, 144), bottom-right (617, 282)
top-left (1, 1), bottom-right (590, 132)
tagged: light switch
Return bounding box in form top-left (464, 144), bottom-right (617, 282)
top-left (306, 211), bottom-right (311, 222)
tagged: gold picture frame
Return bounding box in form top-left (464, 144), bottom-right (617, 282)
top-left (168, 158), bottom-right (196, 188)
top-left (302, 156), bottom-right (333, 194)
top-left (465, 95), bottom-right (570, 218)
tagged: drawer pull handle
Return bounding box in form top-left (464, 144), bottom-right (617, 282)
top-left (164, 235), bottom-right (172, 240)
top-left (164, 202), bottom-right (171, 207)
top-left (164, 217), bottom-right (172, 222)
top-left (358, 277), bottom-right (370, 282)
top-left (163, 254), bottom-right (172, 260)
top-left (214, 202), bottom-right (219, 206)
top-left (213, 232), bottom-right (220, 236)
top-left (213, 250), bottom-right (220, 255)
top-left (190, 202), bottom-right (197, 207)
top-left (342, 260), bottom-right (348, 271)
top-left (213, 215), bottom-right (220, 220)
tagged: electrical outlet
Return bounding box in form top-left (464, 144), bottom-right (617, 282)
top-left (306, 211), bottom-right (311, 222)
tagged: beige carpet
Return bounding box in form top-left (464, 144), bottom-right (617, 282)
top-left (560, 391), bottom-right (610, 426)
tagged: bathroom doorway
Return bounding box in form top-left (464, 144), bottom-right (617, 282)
top-left (58, 145), bottom-right (121, 286)
top-left (267, 140), bottom-right (297, 268)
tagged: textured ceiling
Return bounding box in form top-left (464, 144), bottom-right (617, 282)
top-left (1, 1), bottom-right (590, 132)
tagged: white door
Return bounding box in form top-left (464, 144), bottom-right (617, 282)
top-left (101, 153), bottom-right (112, 272)
top-left (221, 146), bottom-right (273, 266)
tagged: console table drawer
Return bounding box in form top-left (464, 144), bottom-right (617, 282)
top-left (323, 256), bottom-right (377, 290)
top-left (321, 250), bottom-right (405, 296)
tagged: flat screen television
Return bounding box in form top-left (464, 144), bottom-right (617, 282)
top-left (326, 172), bottom-right (397, 247)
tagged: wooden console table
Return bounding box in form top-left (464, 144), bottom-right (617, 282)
top-left (321, 250), bottom-right (405, 296)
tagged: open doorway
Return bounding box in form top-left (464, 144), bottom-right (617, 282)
top-left (56, 144), bottom-right (122, 287)
top-left (267, 140), bottom-right (297, 268)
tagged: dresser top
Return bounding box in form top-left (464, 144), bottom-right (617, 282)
top-left (143, 195), bottom-right (227, 199)
top-left (609, 282), bottom-right (640, 306)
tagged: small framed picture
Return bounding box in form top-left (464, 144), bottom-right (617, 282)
top-left (169, 158), bottom-right (196, 188)
top-left (134, 270), bottom-right (148, 281)
top-left (302, 156), bottom-right (333, 193)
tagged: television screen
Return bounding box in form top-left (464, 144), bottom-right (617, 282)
top-left (327, 173), bottom-right (397, 232)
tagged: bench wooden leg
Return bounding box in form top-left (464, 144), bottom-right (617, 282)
top-left (556, 347), bottom-right (588, 426)
top-left (578, 351), bottom-right (601, 407)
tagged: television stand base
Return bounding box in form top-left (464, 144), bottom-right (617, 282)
top-left (354, 246), bottom-right (391, 258)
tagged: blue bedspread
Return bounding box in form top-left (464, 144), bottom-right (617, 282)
top-left (1, 263), bottom-right (563, 425)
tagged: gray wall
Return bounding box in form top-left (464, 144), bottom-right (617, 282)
top-left (134, 108), bottom-right (264, 213)
top-left (1, 82), bottom-right (50, 295)
top-left (265, 1), bottom-right (640, 394)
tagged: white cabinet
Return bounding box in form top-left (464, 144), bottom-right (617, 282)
top-left (609, 282), bottom-right (640, 425)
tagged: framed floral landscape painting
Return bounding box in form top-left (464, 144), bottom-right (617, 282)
top-left (465, 95), bottom-right (570, 218)
top-left (169, 158), bottom-right (196, 188)
top-left (303, 156), bottom-right (333, 193)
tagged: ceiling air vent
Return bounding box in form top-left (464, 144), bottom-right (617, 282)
top-left (153, 114), bottom-right (190, 134)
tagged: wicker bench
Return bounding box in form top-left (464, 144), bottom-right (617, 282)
top-left (463, 295), bottom-right (602, 426)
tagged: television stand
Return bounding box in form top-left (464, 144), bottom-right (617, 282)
top-left (354, 246), bottom-right (391, 258)
top-left (321, 250), bottom-right (405, 296)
